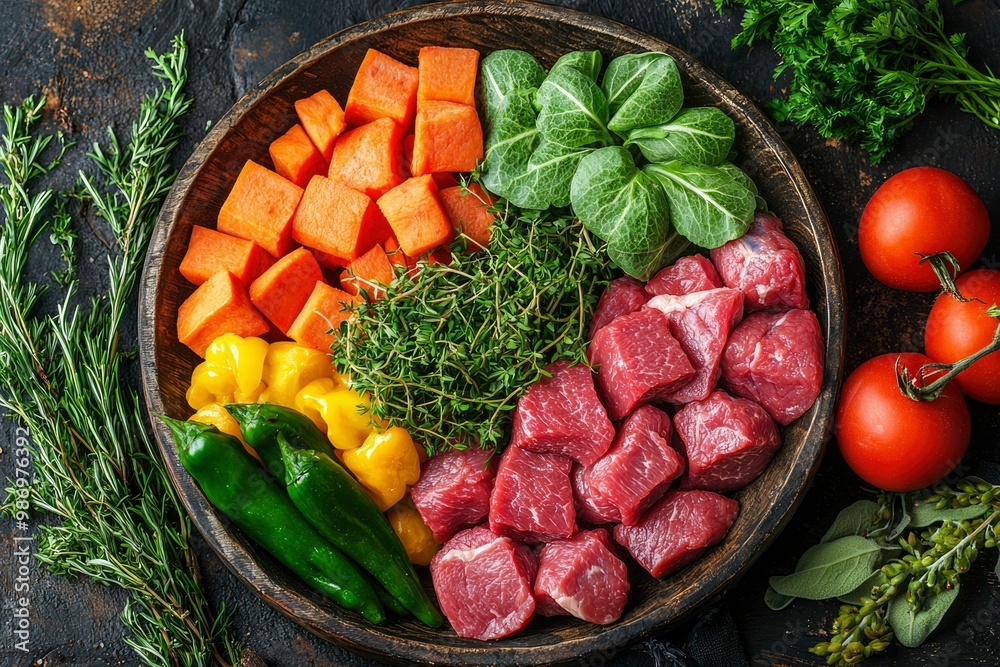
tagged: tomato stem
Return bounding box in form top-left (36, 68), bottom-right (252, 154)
top-left (918, 251), bottom-right (980, 303)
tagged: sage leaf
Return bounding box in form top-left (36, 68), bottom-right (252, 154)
top-left (644, 160), bottom-right (756, 249)
top-left (836, 570), bottom-right (883, 605)
top-left (602, 53), bottom-right (683, 134)
top-left (550, 50), bottom-right (602, 81)
top-left (764, 585), bottom-right (796, 611)
top-left (537, 65), bottom-right (615, 148)
top-left (909, 500), bottom-right (989, 528)
top-left (481, 88), bottom-right (543, 208)
top-left (888, 580), bottom-right (960, 648)
top-left (628, 107), bottom-right (735, 165)
top-left (571, 146), bottom-right (679, 280)
top-left (481, 50), bottom-right (546, 119)
top-left (821, 500), bottom-right (879, 544)
top-left (995, 551), bottom-right (1000, 579)
top-left (769, 536), bottom-right (883, 600)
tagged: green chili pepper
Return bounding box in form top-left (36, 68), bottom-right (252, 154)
top-left (225, 403), bottom-right (338, 483)
top-left (278, 435), bottom-right (444, 628)
top-left (161, 417), bottom-right (385, 624)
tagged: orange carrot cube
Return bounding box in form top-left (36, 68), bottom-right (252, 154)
top-left (417, 47), bottom-right (479, 106)
top-left (218, 160), bottom-right (303, 258)
top-left (345, 49), bottom-right (419, 128)
top-left (431, 172), bottom-right (459, 189)
top-left (177, 271), bottom-right (269, 357)
top-left (339, 243), bottom-right (395, 299)
top-left (179, 226), bottom-right (275, 286)
top-left (287, 283), bottom-right (356, 352)
top-left (383, 236), bottom-right (409, 269)
top-left (269, 123), bottom-right (328, 188)
top-left (402, 133), bottom-right (415, 173)
top-left (439, 184), bottom-right (496, 251)
top-left (292, 175), bottom-right (391, 264)
top-left (249, 248), bottom-right (326, 334)
top-left (411, 101), bottom-right (484, 176)
top-left (295, 90), bottom-right (347, 161)
top-left (312, 248), bottom-right (349, 271)
top-left (376, 175), bottom-right (453, 258)
top-left (329, 118), bottom-right (407, 200)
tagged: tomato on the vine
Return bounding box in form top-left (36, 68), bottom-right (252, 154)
top-left (835, 353), bottom-right (970, 492)
top-left (925, 269), bottom-right (1000, 404)
top-left (859, 167), bottom-right (990, 292)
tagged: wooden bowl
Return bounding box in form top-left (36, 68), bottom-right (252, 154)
top-left (138, 1), bottom-right (845, 663)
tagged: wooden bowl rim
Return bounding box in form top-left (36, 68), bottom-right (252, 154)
top-left (138, 1), bottom-right (846, 663)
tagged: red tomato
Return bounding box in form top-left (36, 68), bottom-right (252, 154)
top-left (835, 353), bottom-right (970, 492)
top-left (925, 269), bottom-right (1000, 404)
top-left (859, 167), bottom-right (989, 291)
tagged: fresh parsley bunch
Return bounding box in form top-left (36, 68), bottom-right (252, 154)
top-left (719, 0), bottom-right (1000, 162)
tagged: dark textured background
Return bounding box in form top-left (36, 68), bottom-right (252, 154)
top-left (1, 0), bottom-right (999, 665)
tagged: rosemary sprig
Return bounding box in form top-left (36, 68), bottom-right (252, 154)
top-left (0, 35), bottom-right (239, 667)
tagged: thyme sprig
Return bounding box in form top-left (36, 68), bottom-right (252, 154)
top-left (0, 36), bottom-right (239, 666)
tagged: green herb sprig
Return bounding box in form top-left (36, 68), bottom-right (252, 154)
top-left (0, 36), bottom-right (239, 666)
top-left (333, 192), bottom-right (614, 454)
top-left (718, 0), bottom-right (1000, 162)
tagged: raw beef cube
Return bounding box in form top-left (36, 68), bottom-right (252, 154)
top-left (589, 277), bottom-right (649, 338)
top-left (571, 463), bottom-right (621, 525)
top-left (411, 448), bottom-right (496, 543)
top-left (588, 405), bottom-right (685, 526)
top-left (489, 446), bottom-right (576, 542)
top-left (710, 213), bottom-right (809, 312)
top-left (534, 529), bottom-right (630, 625)
top-left (645, 288), bottom-right (744, 403)
top-left (722, 309), bottom-right (824, 425)
top-left (674, 390), bottom-right (781, 492)
top-left (646, 254), bottom-right (723, 297)
top-left (511, 360), bottom-right (615, 466)
top-left (614, 490), bottom-right (739, 577)
top-left (588, 309), bottom-right (695, 420)
top-left (430, 526), bottom-right (538, 640)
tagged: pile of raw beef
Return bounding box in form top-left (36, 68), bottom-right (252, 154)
top-left (410, 214), bottom-right (826, 640)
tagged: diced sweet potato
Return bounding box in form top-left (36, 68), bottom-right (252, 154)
top-left (439, 184), bottom-right (496, 251)
top-left (339, 243), bottom-right (395, 299)
top-left (384, 236), bottom-right (408, 269)
top-left (312, 248), bottom-right (349, 270)
top-left (292, 175), bottom-right (392, 264)
top-left (417, 46), bottom-right (479, 106)
top-left (431, 172), bottom-right (459, 189)
top-left (177, 271), bottom-right (269, 357)
top-left (269, 123), bottom-right (328, 188)
top-left (249, 248), bottom-right (325, 334)
top-left (287, 283), bottom-right (356, 352)
top-left (402, 134), bottom-right (415, 173)
top-left (218, 160), bottom-right (303, 258)
top-left (411, 101), bottom-right (484, 176)
top-left (294, 90), bottom-right (347, 161)
top-left (377, 175), bottom-right (453, 257)
top-left (329, 118), bottom-right (407, 200)
top-left (345, 49), bottom-right (419, 128)
top-left (179, 226), bottom-right (275, 286)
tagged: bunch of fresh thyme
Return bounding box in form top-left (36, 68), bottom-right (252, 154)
top-left (0, 36), bottom-right (238, 666)
top-left (717, 0), bottom-right (1000, 162)
top-left (333, 195), bottom-right (613, 453)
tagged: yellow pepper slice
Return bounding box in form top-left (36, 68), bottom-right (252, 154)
top-left (343, 426), bottom-right (422, 511)
top-left (189, 403), bottom-right (261, 463)
top-left (386, 496), bottom-right (440, 566)
top-left (259, 342), bottom-right (335, 408)
top-left (186, 334), bottom-right (269, 410)
top-left (294, 378), bottom-right (379, 450)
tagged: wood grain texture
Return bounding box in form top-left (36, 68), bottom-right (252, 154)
top-left (137, 1), bottom-right (845, 663)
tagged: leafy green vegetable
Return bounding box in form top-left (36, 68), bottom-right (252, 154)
top-left (536, 64), bottom-right (615, 148)
top-left (718, 0), bottom-right (1000, 162)
top-left (481, 88), bottom-right (542, 207)
top-left (602, 52), bottom-right (683, 134)
top-left (550, 50), bottom-right (602, 80)
top-left (644, 160), bottom-right (756, 248)
top-left (480, 49), bottom-right (545, 119)
top-left (627, 107), bottom-right (734, 165)
top-left (821, 500), bottom-right (879, 544)
top-left (769, 536), bottom-right (883, 600)
top-left (887, 581), bottom-right (960, 648)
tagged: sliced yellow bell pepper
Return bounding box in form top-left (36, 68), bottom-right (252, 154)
top-left (386, 496), bottom-right (440, 566)
top-left (343, 427), bottom-right (422, 511)
top-left (259, 342), bottom-right (335, 408)
top-left (189, 403), bottom-right (261, 463)
top-left (186, 334), bottom-right (269, 410)
top-left (294, 378), bottom-right (379, 450)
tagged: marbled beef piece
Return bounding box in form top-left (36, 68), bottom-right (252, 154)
top-left (489, 446), bottom-right (576, 543)
top-left (571, 463), bottom-right (621, 524)
top-left (588, 308), bottom-right (695, 420)
top-left (710, 213), bottom-right (809, 313)
top-left (614, 490), bottom-right (739, 578)
top-left (430, 526), bottom-right (538, 640)
top-left (511, 360), bottom-right (615, 466)
top-left (534, 529), bottom-right (630, 625)
top-left (589, 276), bottom-right (649, 338)
top-left (411, 447), bottom-right (496, 543)
top-left (646, 254), bottom-right (723, 297)
top-left (645, 288), bottom-right (744, 403)
top-left (674, 390), bottom-right (782, 492)
top-left (721, 308), bottom-right (824, 425)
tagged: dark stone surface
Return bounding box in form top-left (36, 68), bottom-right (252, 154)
top-left (0, 0), bottom-right (998, 665)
